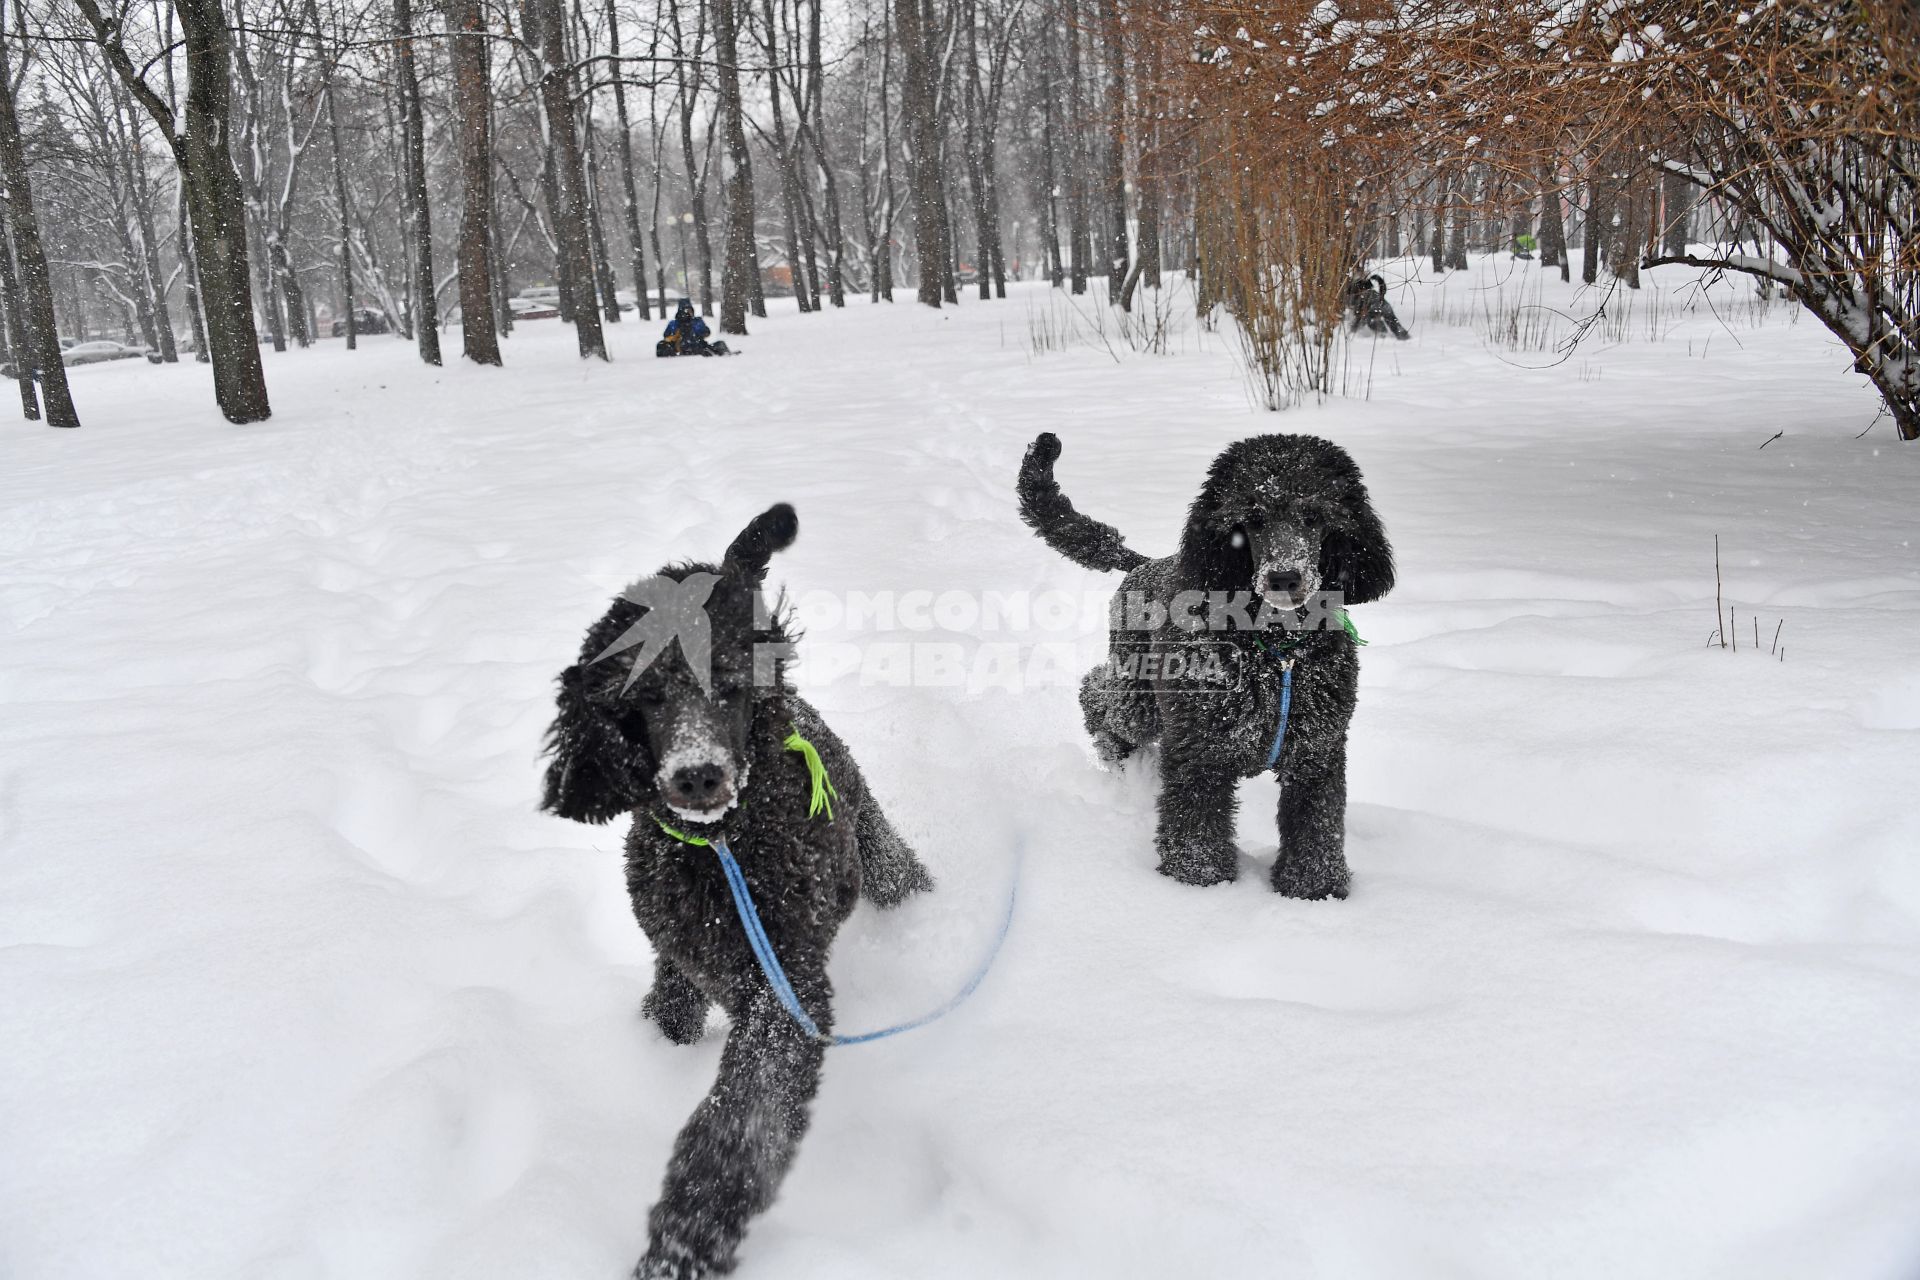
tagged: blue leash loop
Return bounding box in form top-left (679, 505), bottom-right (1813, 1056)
top-left (652, 729), bottom-right (1016, 1046)
top-left (712, 836), bottom-right (1016, 1046)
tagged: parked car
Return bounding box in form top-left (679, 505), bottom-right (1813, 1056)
top-left (63, 340), bottom-right (158, 366)
top-left (330, 307), bottom-right (391, 337)
top-left (508, 296), bottom-right (562, 320)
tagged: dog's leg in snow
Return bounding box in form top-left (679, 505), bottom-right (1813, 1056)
top-left (1153, 747), bottom-right (1241, 886)
top-left (1271, 743), bottom-right (1352, 900)
top-left (1080, 664), bottom-right (1157, 765)
top-left (641, 956), bottom-right (711, 1045)
top-left (854, 798), bottom-right (934, 907)
top-left (637, 981), bottom-right (829, 1280)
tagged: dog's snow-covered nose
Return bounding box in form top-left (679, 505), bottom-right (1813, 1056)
top-left (665, 761), bottom-right (735, 816)
top-left (1264, 568), bottom-right (1310, 606)
top-left (1265, 569), bottom-right (1303, 601)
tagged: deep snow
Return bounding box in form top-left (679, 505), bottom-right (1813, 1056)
top-left (4, 259), bottom-right (1920, 1279)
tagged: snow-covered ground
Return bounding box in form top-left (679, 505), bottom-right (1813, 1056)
top-left (5, 258), bottom-right (1920, 1279)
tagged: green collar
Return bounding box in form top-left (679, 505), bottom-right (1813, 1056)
top-left (651, 727), bottom-right (838, 847)
top-left (1256, 609), bottom-right (1365, 657)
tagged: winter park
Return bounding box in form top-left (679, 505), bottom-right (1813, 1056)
top-left (3, 0), bottom-right (1920, 1277)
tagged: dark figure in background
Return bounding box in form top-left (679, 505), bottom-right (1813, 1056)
top-left (657, 298), bottom-right (731, 357)
top-left (1346, 274), bottom-right (1411, 340)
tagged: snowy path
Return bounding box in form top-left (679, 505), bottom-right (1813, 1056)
top-left (4, 265), bottom-right (1920, 1278)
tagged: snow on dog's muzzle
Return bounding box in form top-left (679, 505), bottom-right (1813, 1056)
top-left (656, 729), bottom-right (743, 824)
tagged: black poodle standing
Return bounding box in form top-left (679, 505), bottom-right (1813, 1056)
top-left (540, 504), bottom-right (933, 1279)
top-left (1018, 433), bottom-right (1393, 899)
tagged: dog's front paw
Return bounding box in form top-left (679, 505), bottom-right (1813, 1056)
top-left (641, 986), bottom-right (710, 1046)
top-left (1090, 729), bottom-right (1136, 768)
top-left (1270, 857), bottom-right (1350, 900)
top-left (1155, 838), bottom-right (1240, 887)
top-left (633, 1243), bottom-right (718, 1280)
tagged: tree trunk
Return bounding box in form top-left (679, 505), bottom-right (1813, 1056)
top-left (114, 82), bottom-right (178, 362)
top-left (1610, 169), bottom-right (1642, 289)
top-left (178, 190), bottom-right (211, 362)
top-left (525, 0), bottom-right (607, 358)
top-left (77, 0), bottom-right (270, 421)
top-left (1097, 0), bottom-right (1129, 303)
top-left (1064, 0), bottom-right (1091, 294)
top-left (1446, 194), bottom-right (1469, 270)
top-left (1038, 12), bottom-right (1064, 288)
top-left (761, 0), bottom-right (812, 312)
top-left (0, 187), bottom-right (42, 420)
top-left (1538, 168), bottom-right (1570, 282)
top-left (669, 0), bottom-right (714, 315)
top-left (317, 1), bottom-right (356, 349)
top-left (582, 121), bottom-right (624, 322)
top-left (961, 0), bottom-right (992, 301)
top-left (449, 0), bottom-right (501, 363)
top-left (712, 0), bottom-right (757, 334)
top-left (1132, 11), bottom-right (1161, 292)
top-left (394, 0), bottom-right (442, 364)
top-left (896, 0), bottom-right (944, 306)
top-left (1581, 167), bottom-right (1610, 285)
top-left (806, 0), bottom-right (845, 307)
top-left (605, 0), bottom-right (651, 320)
top-left (1660, 168), bottom-right (1692, 258)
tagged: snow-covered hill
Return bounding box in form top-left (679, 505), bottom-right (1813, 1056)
top-left (4, 260), bottom-right (1918, 1278)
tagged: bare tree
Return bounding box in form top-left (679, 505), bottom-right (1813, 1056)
top-left (0, 8), bottom-right (78, 426)
top-left (393, 0), bottom-right (440, 362)
top-left (711, 0), bottom-right (757, 333)
top-left (448, 0), bottom-right (500, 362)
top-left (77, 0), bottom-right (271, 422)
top-left (666, 0), bottom-right (714, 314)
top-left (604, 0), bottom-right (651, 319)
top-left (1094, 0), bottom-right (1126, 300)
top-left (523, 0), bottom-right (607, 357)
top-left (895, 0), bottom-right (944, 306)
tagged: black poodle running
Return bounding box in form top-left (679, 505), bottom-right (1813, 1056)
top-left (540, 503), bottom-right (932, 1278)
top-left (1018, 433), bottom-right (1393, 899)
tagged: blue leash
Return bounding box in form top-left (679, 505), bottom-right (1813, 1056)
top-left (1259, 610), bottom-right (1365, 772)
top-left (711, 837), bottom-right (1017, 1045)
top-left (1264, 660), bottom-right (1296, 771)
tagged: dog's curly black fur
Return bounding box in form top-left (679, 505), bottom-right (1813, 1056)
top-left (540, 503), bottom-right (933, 1279)
top-left (1018, 433), bottom-right (1393, 898)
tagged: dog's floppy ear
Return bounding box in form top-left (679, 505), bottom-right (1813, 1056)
top-left (1177, 497), bottom-right (1252, 590)
top-left (1320, 484), bottom-right (1395, 605)
top-left (722, 503), bottom-right (798, 585)
top-left (540, 664), bottom-right (642, 824)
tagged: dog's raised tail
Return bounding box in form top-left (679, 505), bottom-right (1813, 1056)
top-left (1017, 433), bottom-right (1148, 573)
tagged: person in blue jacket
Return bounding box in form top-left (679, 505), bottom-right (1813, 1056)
top-left (656, 298), bottom-right (729, 357)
